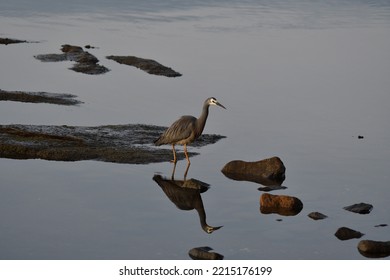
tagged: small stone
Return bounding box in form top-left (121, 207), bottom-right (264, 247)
top-left (308, 212), bottom-right (328, 220)
top-left (188, 247), bottom-right (224, 260)
top-left (334, 227), bottom-right (364, 241)
top-left (343, 203), bottom-right (373, 214)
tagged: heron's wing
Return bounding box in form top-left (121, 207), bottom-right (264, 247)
top-left (157, 115), bottom-right (196, 145)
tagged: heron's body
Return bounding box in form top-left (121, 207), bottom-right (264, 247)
top-left (154, 97), bottom-right (225, 164)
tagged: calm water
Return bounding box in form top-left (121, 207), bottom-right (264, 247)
top-left (1, 0), bottom-right (390, 259)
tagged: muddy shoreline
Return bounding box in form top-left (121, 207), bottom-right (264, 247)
top-left (0, 124), bottom-right (225, 164)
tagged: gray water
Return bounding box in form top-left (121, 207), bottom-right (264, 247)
top-left (1, 0), bottom-right (390, 259)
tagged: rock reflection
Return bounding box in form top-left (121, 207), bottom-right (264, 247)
top-left (153, 175), bottom-right (222, 234)
top-left (188, 247), bottom-right (224, 260)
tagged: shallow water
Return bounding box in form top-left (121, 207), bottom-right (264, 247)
top-left (1, 0), bottom-right (390, 259)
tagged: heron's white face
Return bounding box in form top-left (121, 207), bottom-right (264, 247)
top-left (209, 98), bottom-right (218, 105)
top-left (207, 97), bottom-right (226, 109)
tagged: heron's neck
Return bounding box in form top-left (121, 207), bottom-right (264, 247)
top-left (196, 104), bottom-right (209, 136)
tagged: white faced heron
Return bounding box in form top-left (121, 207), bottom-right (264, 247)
top-left (154, 97), bottom-right (226, 165)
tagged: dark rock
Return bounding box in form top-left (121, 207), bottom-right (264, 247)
top-left (0, 89), bottom-right (82, 105)
top-left (35, 44), bottom-right (109, 75)
top-left (358, 135), bottom-right (364, 139)
top-left (0, 124), bottom-right (225, 164)
top-left (308, 212), bottom-right (328, 220)
top-left (221, 156), bottom-right (285, 186)
top-left (343, 203), bottom-right (373, 214)
top-left (106, 55), bottom-right (182, 77)
top-left (374, 224), bottom-right (388, 228)
top-left (260, 193), bottom-right (303, 216)
top-left (334, 227), bottom-right (364, 241)
top-left (188, 247), bottom-right (224, 260)
top-left (357, 240), bottom-right (390, 258)
top-left (0, 37), bottom-right (27, 45)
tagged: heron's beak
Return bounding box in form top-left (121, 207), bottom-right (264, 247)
top-left (216, 101), bottom-right (226, 109)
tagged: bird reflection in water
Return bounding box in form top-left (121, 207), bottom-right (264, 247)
top-left (153, 174), bottom-right (222, 234)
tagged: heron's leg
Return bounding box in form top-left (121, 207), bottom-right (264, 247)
top-left (184, 144), bottom-right (191, 165)
top-left (171, 144), bottom-right (177, 164)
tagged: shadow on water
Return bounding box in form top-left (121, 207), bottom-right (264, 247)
top-left (152, 174), bottom-right (223, 234)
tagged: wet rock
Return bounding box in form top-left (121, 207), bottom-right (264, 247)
top-left (358, 240), bottom-right (390, 258)
top-left (0, 124), bottom-right (224, 164)
top-left (343, 203), bottom-right (373, 214)
top-left (35, 44), bottom-right (109, 75)
top-left (308, 212), bottom-right (328, 220)
top-left (106, 55), bottom-right (182, 77)
top-left (374, 224), bottom-right (388, 228)
top-left (0, 37), bottom-right (27, 45)
top-left (334, 227), bottom-right (364, 241)
top-left (260, 193), bottom-right (303, 216)
top-left (0, 89), bottom-right (82, 105)
top-left (188, 247), bottom-right (224, 260)
top-left (221, 156), bottom-right (285, 186)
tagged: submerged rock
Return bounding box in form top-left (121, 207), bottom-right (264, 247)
top-left (221, 156), bottom-right (285, 186)
top-left (0, 124), bottom-right (224, 164)
top-left (188, 247), bottom-right (224, 260)
top-left (308, 212), bottom-right (328, 220)
top-left (106, 55), bottom-right (182, 77)
top-left (334, 227), bottom-right (364, 241)
top-left (260, 193), bottom-right (303, 216)
top-left (0, 89), bottom-right (82, 105)
top-left (343, 203), bottom-right (373, 214)
top-left (35, 44), bottom-right (109, 75)
top-left (357, 240), bottom-right (390, 258)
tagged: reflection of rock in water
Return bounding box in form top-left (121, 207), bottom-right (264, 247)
top-left (221, 156), bottom-right (285, 186)
top-left (188, 247), bottom-right (224, 260)
top-left (153, 175), bottom-right (222, 234)
top-left (357, 240), bottom-right (390, 258)
top-left (260, 193), bottom-right (303, 216)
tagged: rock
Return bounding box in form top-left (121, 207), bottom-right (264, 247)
top-left (0, 89), bottom-right (82, 105)
top-left (343, 203), bottom-right (373, 214)
top-left (106, 55), bottom-right (182, 77)
top-left (374, 224), bottom-right (388, 228)
top-left (260, 193), bottom-right (303, 216)
top-left (334, 227), bottom-right (364, 241)
top-left (221, 156), bottom-right (286, 186)
top-left (0, 124), bottom-right (225, 164)
top-left (308, 212), bottom-right (328, 220)
top-left (35, 44), bottom-right (109, 75)
top-left (188, 247), bottom-right (224, 260)
top-left (357, 240), bottom-right (390, 258)
top-left (0, 37), bottom-right (27, 45)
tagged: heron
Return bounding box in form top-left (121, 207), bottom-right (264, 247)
top-left (154, 97), bottom-right (226, 166)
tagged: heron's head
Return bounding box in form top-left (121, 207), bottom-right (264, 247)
top-left (207, 97), bottom-right (226, 109)
top-left (203, 225), bottom-right (223, 234)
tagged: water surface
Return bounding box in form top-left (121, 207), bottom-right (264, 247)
top-left (1, 0), bottom-right (390, 259)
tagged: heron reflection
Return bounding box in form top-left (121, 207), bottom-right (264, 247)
top-left (153, 174), bottom-right (222, 234)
